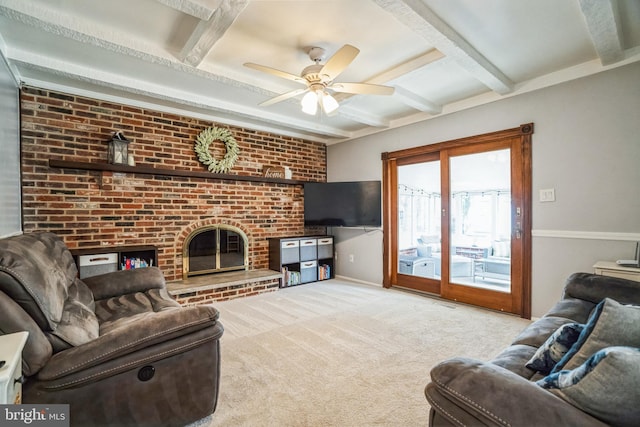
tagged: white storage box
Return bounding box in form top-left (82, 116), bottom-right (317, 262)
top-left (300, 260), bottom-right (318, 283)
top-left (317, 237), bottom-right (333, 259)
top-left (78, 253), bottom-right (118, 279)
top-left (280, 240), bottom-right (300, 264)
top-left (299, 239), bottom-right (317, 261)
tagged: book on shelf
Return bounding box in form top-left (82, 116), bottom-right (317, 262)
top-left (121, 256), bottom-right (153, 270)
top-left (318, 264), bottom-right (331, 280)
top-left (281, 266), bottom-right (301, 286)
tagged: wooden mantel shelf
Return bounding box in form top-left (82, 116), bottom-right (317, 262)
top-left (49, 160), bottom-right (308, 185)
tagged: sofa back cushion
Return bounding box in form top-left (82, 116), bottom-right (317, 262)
top-left (563, 272), bottom-right (640, 306)
top-left (0, 232), bottom-right (78, 330)
top-left (0, 232), bottom-right (99, 350)
top-left (48, 277), bottom-right (100, 351)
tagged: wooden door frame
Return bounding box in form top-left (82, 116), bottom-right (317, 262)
top-left (381, 123), bottom-right (533, 319)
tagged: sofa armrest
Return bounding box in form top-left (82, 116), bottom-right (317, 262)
top-left (36, 305), bottom-right (222, 383)
top-left (82, 267), bottom-right (166, 300)
top-left (563, 272), bottom-right (640, 306)
top-left (425, 357), bottom-right (607, 427)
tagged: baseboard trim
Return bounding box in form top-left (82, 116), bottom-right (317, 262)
top-left (334, 275), bottom-right (383, 287)
top-left (532, 230), bottom-right (640, 241)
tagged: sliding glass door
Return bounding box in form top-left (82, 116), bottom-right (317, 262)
top-left (383, 124), bottom-right (532, 317)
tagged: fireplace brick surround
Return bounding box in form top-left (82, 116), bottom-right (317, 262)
top-left (20, 86), bottom-right (327, 290)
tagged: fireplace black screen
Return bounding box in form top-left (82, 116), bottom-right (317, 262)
top-left (185, 226), bottom-right (246, 277)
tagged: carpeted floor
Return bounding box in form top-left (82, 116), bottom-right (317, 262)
top-left (196, 279), bottom-right (531, 427)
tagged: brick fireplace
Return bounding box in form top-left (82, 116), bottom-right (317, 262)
top-left (19, 86), bottom-right (327, 282)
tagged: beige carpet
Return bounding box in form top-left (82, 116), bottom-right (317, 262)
top-left (197, 279), bottom-right (530, 427)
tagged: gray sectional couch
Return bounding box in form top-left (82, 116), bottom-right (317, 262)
top-left (425, 272), bottom-right (640, 427)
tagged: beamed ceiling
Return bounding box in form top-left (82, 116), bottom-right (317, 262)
top-left (1, 0), bottom-right (639, 144)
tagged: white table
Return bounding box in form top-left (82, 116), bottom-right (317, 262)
top-left (0, 331), bottom-right (28, 404)
top-left (593, 261), bottom-right (640, 282)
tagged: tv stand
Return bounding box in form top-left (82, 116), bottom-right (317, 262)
top-left (268, 235), bottom-right (334, 287)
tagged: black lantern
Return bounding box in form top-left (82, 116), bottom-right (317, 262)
top-left (107, 132), bottom-right (130, 165)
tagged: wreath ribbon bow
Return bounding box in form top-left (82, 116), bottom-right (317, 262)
top-left (194, 127), bottom-right (239, 173)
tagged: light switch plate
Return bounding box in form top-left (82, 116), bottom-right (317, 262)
top-left (539, 188), bottom-right (555, 202)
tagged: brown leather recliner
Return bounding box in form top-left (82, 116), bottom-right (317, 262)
top-left (0, 232), bottom-right (223, 426)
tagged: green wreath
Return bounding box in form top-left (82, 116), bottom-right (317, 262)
top-left (194, 126), bottom-right (239, 173)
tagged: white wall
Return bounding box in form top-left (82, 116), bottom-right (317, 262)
top-left (0, 51), bottom-right (21, 238)
top-left (327, 61), bottom-right (640, 317)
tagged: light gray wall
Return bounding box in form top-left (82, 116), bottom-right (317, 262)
top-left (327, 61), bottom-right (640, 318)
top-left (0, 52), bottom-right (21, 238)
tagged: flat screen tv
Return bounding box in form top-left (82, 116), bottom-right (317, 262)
top-left (304, 181), bottom-right (382, 227)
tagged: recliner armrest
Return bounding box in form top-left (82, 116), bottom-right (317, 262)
top-left (83, 267), bottom-right (166, 300)
top-left (425, 357), bottom-right (607, 427)
top-left (36, 305), bottom-right (222, 382)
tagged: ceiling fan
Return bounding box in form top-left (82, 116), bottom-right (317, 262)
top-left (244, 44), bottom-right (394, 116)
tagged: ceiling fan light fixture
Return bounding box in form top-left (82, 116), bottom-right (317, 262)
top-left (301, 91), bottom-right (318, 115)
top-left (246, 44), bottom-right (393, 116)
top-left (320, 91), bottom-right (339, 115)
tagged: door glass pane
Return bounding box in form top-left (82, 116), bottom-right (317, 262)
top-left (397, 161), bottom-right (441, 279)
top-left (449, 149), bottom-right (511, 292)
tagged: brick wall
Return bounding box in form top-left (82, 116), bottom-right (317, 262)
top-left (20, 86), bottom-right (326, 281)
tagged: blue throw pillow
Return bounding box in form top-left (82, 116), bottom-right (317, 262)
top-left (525, 322), bottom-right (584, 375)
top-left (551, 298), bottom-right (640, 373)
top-left (537, 346), bottom-right (640, 427)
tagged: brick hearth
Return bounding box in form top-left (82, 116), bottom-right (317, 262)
top-left (20, 86), bottom-right (327, 282)
top-left (168, 269), bottom-right (282, 306)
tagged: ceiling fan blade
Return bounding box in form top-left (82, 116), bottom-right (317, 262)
top-left (319, 44), bottom-right (360, 81)
top-left (331, 82), bottom-right (394, 96)
top-left (244, 62), bottom-right (306, 84)
top-left (259, 88), bottom-right (309, 107)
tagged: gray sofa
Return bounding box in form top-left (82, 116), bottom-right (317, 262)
top-left (425, 272), bottom-right (640, 427)
top-left (0, 232), bottom-right (224, 426)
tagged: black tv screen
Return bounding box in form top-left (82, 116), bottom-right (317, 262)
top-left (304, 181), bottom-right (382, 227)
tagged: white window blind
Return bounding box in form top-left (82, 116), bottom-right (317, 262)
top-left (0, 55), bottom-right (21, 237)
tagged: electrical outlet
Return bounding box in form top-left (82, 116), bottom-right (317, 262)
top-left (349, 254), bottom-right (354, 263)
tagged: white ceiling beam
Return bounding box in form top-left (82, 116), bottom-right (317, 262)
top-left (333, 49), bottom-right (444, 114)
top-left (154, 0), bottom-right (220, 20)
top-left (337, 105), bottom-right (390, 128)
top-left (393, 86), bottom-right (441, 114)
top-left (374, 0), bottom-right (514, 94)
top-left (578, 0), bottom-right (624, 65)
top-left (365, 48), bottom-right (445, 84)
top-left (178, 0), bottom-right (248, 67)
